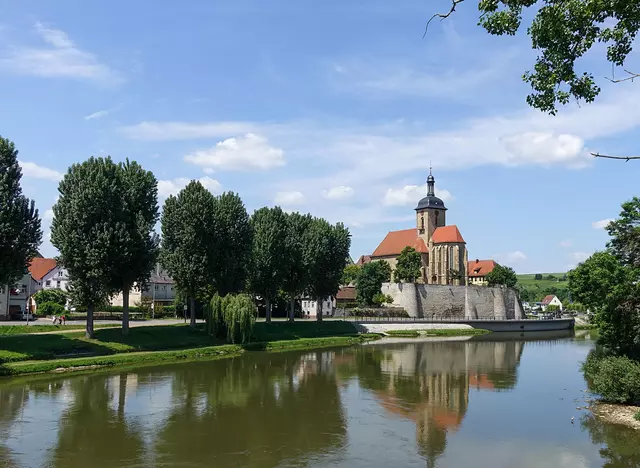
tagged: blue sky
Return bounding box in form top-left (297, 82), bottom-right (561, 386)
top-left (1, 0), bottom-right (638, 273)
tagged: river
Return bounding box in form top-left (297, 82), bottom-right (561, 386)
top-left (0, 330), bottom-right (639, 467)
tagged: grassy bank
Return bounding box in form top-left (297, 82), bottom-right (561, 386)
top-left (0, 324), bottom-right (121, 336)
top-left (575, 324), bottom-right (598, 330)
top-left (0, 321), bottom-right (378, 377)
top-left (385, 328), bottom-right (490, 338)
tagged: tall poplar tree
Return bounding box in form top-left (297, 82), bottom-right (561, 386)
top-left (282, 212), bottom-right (312, 322)
top-left (0, 136), bottom-right (42, 287)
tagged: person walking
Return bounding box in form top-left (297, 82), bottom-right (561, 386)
top-left (52, 314), bottom-right (57, 325)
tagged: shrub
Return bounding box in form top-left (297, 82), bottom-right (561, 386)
top-left (583, 350), bottom-right (640, 403)
top-left (37, 301), bottom-right (65, 317)
top-left (33, 288), bottom-right (67, 306)
top-left (385, 294), bottom-right (394, 304)
top-left (372, 293), bottom-right (386, 306)
top-left (634, 410), bottom-right (640, 422)
top-left (546, 304), bottom-right (560, 312)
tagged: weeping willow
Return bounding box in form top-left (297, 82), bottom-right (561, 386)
top-left (207, 293), bottom-right (256, 344)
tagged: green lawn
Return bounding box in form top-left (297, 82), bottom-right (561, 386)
top-left (0, 324), bottom-right (120, 336)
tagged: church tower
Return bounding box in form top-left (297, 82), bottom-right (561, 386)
top-left (415, 168), bottom-right (447, 244)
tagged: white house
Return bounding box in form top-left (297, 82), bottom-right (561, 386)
top-left (0, 272), bottom-right (40, 319)
top-left (301, 297), bottom-right (335, 318)
top-left (110, 264), bottom-right (176, 308)
top-left (540, 295), bottom-right (563, 312)
top-left (41, 265), bottom-right (70, 291)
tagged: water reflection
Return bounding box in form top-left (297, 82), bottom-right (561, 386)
top-left (0, 334), bottom-right (639, 467)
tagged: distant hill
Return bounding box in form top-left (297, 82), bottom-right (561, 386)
top-left (516, 273), bottom-right (568, 289)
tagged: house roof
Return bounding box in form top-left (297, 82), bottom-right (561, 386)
top-left (431, 225), bottom-right (465, 244)
top-left (28, 258), bottom-right (57, 280)
top-left (541, 295), bottom-right (557, 305)
top-left (356, 255), bottom-right (371, 265)
top-left (336, 286), bottom-right (356, 301)
top-left (371, 228), bottom-right (428, 257)
top-left (467, 259), bottom-right (497, 277)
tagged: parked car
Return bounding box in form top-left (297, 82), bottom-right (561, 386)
top-left (10, 311), bottom-right (36, 321)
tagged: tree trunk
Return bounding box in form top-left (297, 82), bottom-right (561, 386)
top-left (189, 296), bottom-right (196, 328)
top-left (265, 297), bottom-right (271, 324)
top-left (316, 298), bottom-right (323, 322)
top-left (118, 373), bottom-right (127, 418)
top-left (289, 298), bottom-right (295, 322)
top-left (122, 286), bottom-right (130, 335)
top-left (86, 303), bottom-right (95, 339)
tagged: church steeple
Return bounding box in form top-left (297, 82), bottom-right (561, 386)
top-left (426, 165), bottom-right (435, 196)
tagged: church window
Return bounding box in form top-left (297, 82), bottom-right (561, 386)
top-left (421, 217), bottom-right (424, 230)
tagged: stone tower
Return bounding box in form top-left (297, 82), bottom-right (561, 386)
top-left (415, 167), bottom-right (447, 244)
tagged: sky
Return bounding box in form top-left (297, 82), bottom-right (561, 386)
top-left (1, 0), bottom-right (638, 274)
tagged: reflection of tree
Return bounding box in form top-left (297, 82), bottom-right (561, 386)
top-left (153, 350), bottom-right (346, 468)
top-left (582, 413), bottom-right (640, 467)
top-left (354, 339), bottom-right (524, 467)
top-left (48, 373), bottom-right (144, 468)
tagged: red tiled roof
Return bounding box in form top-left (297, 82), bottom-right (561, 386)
top-left (432, 225), bottom-right (465, 244)
top-left (371, 228), bottom-right (427, 257)
top-left (356, 255), bottom-right (371, 265)
top-left (336, 286), bottom-right (356, 301)
top-left (467, 259), bottom-right (497, 277)
top-left (541, 295), bottom-right (556, 305)
top-left (28, 258), bottom-right (57, 280)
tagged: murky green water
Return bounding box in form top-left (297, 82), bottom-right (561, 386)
top-left (1, 330), bottom-right (639, 467)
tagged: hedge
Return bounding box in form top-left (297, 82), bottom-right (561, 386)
top-left (583, 350), bottom-right (640, 403)
top-left (37, 302), bottom-right (66, 316)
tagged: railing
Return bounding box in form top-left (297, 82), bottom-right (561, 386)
top-left (338, 315), bottom-right (571, 323)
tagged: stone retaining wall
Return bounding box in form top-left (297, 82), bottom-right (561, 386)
top-left (380, 283), bottom-right (525, 320)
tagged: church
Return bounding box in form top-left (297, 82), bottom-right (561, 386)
top-left (370, 170), bottom-right (469, 285)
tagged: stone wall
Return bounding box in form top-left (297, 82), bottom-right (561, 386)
top-left (380, 283), bottom-right (524, 320)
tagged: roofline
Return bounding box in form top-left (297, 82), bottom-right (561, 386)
top-left (414, 206), bottom-right (448, 211)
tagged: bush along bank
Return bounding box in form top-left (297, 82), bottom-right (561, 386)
top-left (0, 322), bottom-right (380, 377)
top-left (582, 350), bottom-right (640, 404)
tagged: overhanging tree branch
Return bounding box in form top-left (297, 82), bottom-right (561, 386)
top-left (423, 0), bottom-right (465, 38)
top-left (592, 152), bottom-right (640, 161)
top-left (605, 69), bottom-right (640, 84)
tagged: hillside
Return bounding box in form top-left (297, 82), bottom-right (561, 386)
top-left (516, 273), bottom-right (569, 303)
top-left (516, 273), bottom-right (568, 289)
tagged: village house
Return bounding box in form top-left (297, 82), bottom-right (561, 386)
top-left (467, 259), bottom-right (497, 286)
top-left (539, 295), bottom-right (563, 312)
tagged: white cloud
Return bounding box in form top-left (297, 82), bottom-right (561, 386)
top-left (559, 239), bottom-right (573, 248)
top-left (120, 121), bottom-right (255, 141)
top-left (84, 110), bottom-right (108, 120)
top-left (184, 133), bottom-right (285, 171)
top-left (0, 22), bottom-right (122, 85)
top-left (43, 209), bottom-right (54, 220)
top-left (495, 251), bottom-right (528, 265)
top-left (383, 184), bottom-right (452, 206)
top-left (19, 161), bottom-right (63, 181)
top-left (592, 218), bottom-right (613, 229)
top-left (323, 186), bottom-right (355, 200)
top-left (274, 191), bottom-right (305, 206)
top-left (500, 132), bottom-right (587, 167)
top-left (157, 176), bottom-right (222, 198)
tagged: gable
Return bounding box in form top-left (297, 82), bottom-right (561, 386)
top-left (432, 225), bottom-right (466, 244)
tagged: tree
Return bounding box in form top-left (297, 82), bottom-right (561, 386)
top-left (607, 197), bottom-right (640, 269)
top-left (356, 261), bottom-right (391, 306)
top-left (534, 274), bottom-right (543, 280)
top-left (281, 212), bottom-right (312, 322)
top-left (107, 160), bottom-right (159, 335)
top-left (305, 219), bottom-right (351, 322)
top-left (485, 264), bottom-right (517, 288)
top-left (568, 251), bottom-right (633, 312)
top-left (160, 181), bottom-right (217, 328)
top-left (33, 288), bottom-right (67, 307)
top-left (342, 264), bottom-right (361, 286)
top-left (428, 0), bottom-right (640, 115)
top-left (248, 207), bottom-right (288, 323)
top-left (51, 157), bottom-right (121, 338)
top-left (211, 192), bottom-right (252, 296)
top-left (393, 247), bottom-right (422, 283)
top-left (0, 136), bottom-right (42, 287)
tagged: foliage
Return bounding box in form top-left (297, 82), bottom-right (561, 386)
top-left (393, 246), bottom-right (422, 283)
top-left (342, 264), bottom-right (361, 285)
top-left (583, 350), bottom-right (640, 403)
top-left (37, 302), bottom-right (65, 317)
top-left (534, 273), bottom-right (543, 280)
top-left (607, 197), bottom-right (640, 269)
top-left (160, 181), bottom-right (217, 327)
top-left (476, 0), bottom-right (640, 114)
top-left (634, 410), bottom-right (640, 422)
top-left (598, 290), bottom-right (640, 358)
top-left (564, 302), bottom-right (586, 312)
top-left (546, 304), bottom-right (560, 312)
top-left (51, 157), bottom-right (122, 338)
top-left (281, 212), bottom-right (312, 320)
top-left (485, 264), bottom-right (517, 288)
top-left (356, 261), bottom-right (391, 306)
top-left (545, 274), bottom-right (557, 281)
top-left (211, 192), bottom-right (252, 295)
top-left (224, 294), bottom-right (256, 344)
top-left (33, 288), bottom-right (67, 307)
top-left (248, 207), bottom-right (288, 322)
top-left (304, 218), bottom-right (351, 321)
top-left (0, 136), bottom-right (42, 286)
top-left (96, 159), bottom-right (159, 334)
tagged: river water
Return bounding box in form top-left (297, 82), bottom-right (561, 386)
top-left (1, 330), bottom-right (639, 467)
